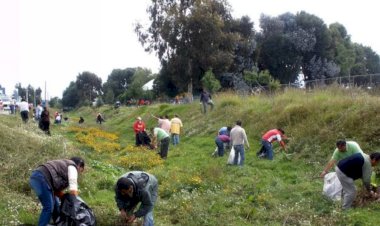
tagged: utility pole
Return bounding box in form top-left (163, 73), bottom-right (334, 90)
top-left (44, 81), bottom-right (47, 107)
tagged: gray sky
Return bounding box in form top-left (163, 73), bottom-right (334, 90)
top-left (1, 0), bottom-right (379, 98)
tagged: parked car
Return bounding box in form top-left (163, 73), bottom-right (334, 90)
top-left (0, 95), bottom-right (11, 111)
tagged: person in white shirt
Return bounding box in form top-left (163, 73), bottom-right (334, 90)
top-left (19, 98), bottom-right (29, 123)
top-left (230, 120), bottom-right (250, 166)
top-left (35, 103), bottom-right (43, 121)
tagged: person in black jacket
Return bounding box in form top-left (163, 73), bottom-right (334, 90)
top-left (29, 157), bottom-right (85, 226)
top-left (115, 171), bottom-right (158, 226)
top-left (40, 107), bottom-right (51, 135)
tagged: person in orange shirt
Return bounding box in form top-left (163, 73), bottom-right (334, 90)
top-left (257, 128), bottom-right (287, 160)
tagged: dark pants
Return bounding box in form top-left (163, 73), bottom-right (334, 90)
top-left (159, 137), bottom-right (170, 159)
top-left (215, 137), bottom-right (225, 156)
top-left (136, 131), bottom-right (151, 146)
top-left (21, 111), bottom-right (29, 123)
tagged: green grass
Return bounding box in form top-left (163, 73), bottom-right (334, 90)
top-left (2, 86), bottom-right (380, 225)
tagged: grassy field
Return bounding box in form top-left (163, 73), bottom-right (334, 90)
top-left (1, 86), bottom-right (380, 225)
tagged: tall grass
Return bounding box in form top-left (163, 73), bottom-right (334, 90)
top-left (2, 86), bottom-right (380, 225)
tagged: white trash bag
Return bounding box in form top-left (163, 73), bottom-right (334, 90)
top-left (227, 146), bottom-right (240, 165)
top-left (322, 172), bottom-right (342, 201)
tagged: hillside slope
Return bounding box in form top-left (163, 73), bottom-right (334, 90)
top-left (1, 86), bottom-right (380, 225)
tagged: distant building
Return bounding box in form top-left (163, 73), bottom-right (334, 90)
top-left (142, 79), bottom-right (155, 91)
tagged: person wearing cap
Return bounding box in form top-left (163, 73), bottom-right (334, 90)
top-left (133, 116), bottom-right (147, 146)
top-left (257, 128), bottom-right (286, 160)
top-left (320, 140), bottom-right (364, 178)
top-left (29, 157), bottom-right (85, 226)
top-left (115, 171), bottom-right (158, 226)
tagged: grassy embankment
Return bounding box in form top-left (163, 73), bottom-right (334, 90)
top-left (1, 86), bottom-right (380, 225)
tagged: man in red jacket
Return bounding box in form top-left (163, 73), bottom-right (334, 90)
top-left (257, 128), bottom-right (287, 160)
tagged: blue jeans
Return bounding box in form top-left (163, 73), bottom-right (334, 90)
top-left (29, 170), bottom-right (60, 226)
top-left (172, 134), bottom-right (180, 145)
top-left (233, 144), bottom-right (245, 165)
top-left (143, 211), bottom-right (154, 226)
top-left (143, 178), bottom-right (158, 226)
top-left (215, 137), bottom-right (225, 156)
top-left (261, 140), bottom-right (273, 160)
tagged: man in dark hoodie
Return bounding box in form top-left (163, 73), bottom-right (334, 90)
top-left (115, 171), bottom-right (158, 226)
top-left (29, 157), bottom-right (85, 226)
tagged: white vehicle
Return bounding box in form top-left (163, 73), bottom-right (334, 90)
top-left (0, 95), bottom-right (12, 111)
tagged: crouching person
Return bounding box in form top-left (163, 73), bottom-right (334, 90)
top-left (115, 171), bottom-right (158, 226)
top-left (29, 157), bottom-right (85, 226)
top-left (336, 152), bottom-right (380, 210)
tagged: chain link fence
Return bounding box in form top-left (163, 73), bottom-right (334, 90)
top-left (302, 73), bottom-right (380, 90)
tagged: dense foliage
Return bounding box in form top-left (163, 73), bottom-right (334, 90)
top-left (135, 0), bottom-right (380, 96)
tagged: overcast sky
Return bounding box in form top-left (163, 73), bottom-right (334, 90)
top-left (1, 0), bottom-right (379, 98)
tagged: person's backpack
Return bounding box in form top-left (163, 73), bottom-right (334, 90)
top-left (55, 194), bottom-right (96, 226)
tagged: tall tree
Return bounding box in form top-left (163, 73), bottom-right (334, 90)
top-left (229, 16), bottom-right (256, 73)
top-left (76, 71), bottom-right (103, 105)
top-left (120, 68), bottom-right (155, 100)
top-left (102, 68), bottom-right (136, 104)
top-left (136, 0), bottom-right (239, 94)
top-left (62, 82), bottom-right (79, 108)
top-left (328, 23), bottom-right (355, 78)
top-left (257, 12), bottom-right (338, 83)
top-left (257, 13), bottom-right (303, 83)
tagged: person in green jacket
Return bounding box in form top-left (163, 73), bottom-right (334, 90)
top-left (320, 140), bottom-right (363, 178)
top-left (151, 127), bottom-right (170, 159)
top-left (115, 171), bottom-right (158, 226)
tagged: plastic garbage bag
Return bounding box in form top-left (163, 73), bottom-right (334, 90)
top-left (56, 194), bottom-right (96, 226)
top-left (322, 172), bottom-right (342, 201)
top-left (227, 146), bottom-right (240, 165)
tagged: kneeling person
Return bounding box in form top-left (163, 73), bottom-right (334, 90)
top-left (115, 171), bottom-right (158, 226)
